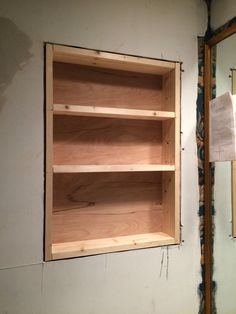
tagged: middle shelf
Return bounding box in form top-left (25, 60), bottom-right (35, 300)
top-left (53, 104), bottom-right (175, 121)
top-left (53, 164), bottom-right (176, 173)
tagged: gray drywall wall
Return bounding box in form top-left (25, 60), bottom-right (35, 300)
top-left (211, 0), bottom-right (236, 29)
top-left (0, 1), bottom-right (206, 313)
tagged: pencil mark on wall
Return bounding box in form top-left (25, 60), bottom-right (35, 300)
top-left (0, 17), bottom-right (32, 110)
top-left (166, 246), bottom-right (169, 279)
top-left (103, 254), bottom-right (108, 284)
top-left (159, 247), bottom-right (164, 277)
top-left (114, 41), bottom-right (125, 52)
top-left (151, 298), bottom-right (156, 313)
top-left (159, 246), bottom-right (169, 279)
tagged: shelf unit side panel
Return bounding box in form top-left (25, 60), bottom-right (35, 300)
top-left (162, 69), bottom-right (176, 112)
top-left (174, 63), bottom-right (181, 241)
top-left (162, 119), bottom-right (175, 165)
top-left (162, 63), bottom-right (181, 241)
top-left (162, 172), bottom-right (176, 237)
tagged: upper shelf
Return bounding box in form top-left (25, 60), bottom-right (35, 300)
top-left (53, 104), bottom-right (175, 121)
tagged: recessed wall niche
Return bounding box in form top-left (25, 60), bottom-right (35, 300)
top-left (45, 43), bottom-right (181, 260)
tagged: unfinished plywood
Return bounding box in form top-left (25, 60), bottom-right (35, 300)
top-left (53, 62), bottom-right (164, 111)
top-left (52, 172), bottom-right (163, 243)
top-left (53, 115), bottom-right (165, 166)
top-left (45, 43), bottom-right (181, 260)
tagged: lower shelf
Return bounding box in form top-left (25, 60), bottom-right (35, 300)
top-left (51, 232), bottom-right (177, 260)
top-left (51, 171), bottom-right (178, 259)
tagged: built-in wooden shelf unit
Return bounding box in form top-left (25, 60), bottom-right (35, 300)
top-left (45, 43), bottom-right (181, 261)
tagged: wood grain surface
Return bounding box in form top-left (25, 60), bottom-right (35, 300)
top-left (52, 172), bottom-right (164, 243)
top-left (53, 62), bottom-right (164, 110)
top-left (53, 44), bottom-right (175, 75)
top-left (53, 115), bottom-right (166, 165)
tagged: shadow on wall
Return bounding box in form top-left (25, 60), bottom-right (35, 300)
top-left (0, 17), bottom-right (32, 109)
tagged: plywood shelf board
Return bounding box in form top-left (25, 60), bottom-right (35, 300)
top-left (53, 164), bottom-right (175, 173)
top-left (54, 104), bottom-right (175, 120)
top-left (52, 232), bottom-right (176, 259)
top-left (53, 44), bottom-right (176, 75)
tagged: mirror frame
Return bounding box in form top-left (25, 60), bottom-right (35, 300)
top-left (204, 20), bottom-right (236, 314)
top-left (232, 70), bottom-right (236, 238)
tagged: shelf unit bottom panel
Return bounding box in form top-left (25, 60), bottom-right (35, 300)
top-left (52, 171), bottom-right (177, 259)
top-left (51, 232), bottom-right (176, 259)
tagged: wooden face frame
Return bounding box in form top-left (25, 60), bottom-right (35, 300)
top-left (204, 22), bottom-right (236, 314)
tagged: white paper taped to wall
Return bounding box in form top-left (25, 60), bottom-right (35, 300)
top-left (210, 91), bottom-right (236, 162)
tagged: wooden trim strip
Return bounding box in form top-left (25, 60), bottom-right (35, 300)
top-left (207, 23), bottom-right (236, 47)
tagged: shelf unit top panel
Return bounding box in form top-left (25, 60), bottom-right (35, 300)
top-left (52, 44), bottom-right (177, 75)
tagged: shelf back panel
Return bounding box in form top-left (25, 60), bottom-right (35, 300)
top-left (52, 172), bottom-right (164, 243)
top-left (53, 115), bottom-right (166, 165)
top-left (53, 62), bottom-right (166, 111)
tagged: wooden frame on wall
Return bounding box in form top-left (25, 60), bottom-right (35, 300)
top-left (231, 69), bottom-right (236, 238)
top-left (204, 21), bottom-right (236, 314)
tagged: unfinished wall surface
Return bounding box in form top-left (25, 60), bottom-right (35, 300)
top-left (0, 1), bottom-right (206, 313)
